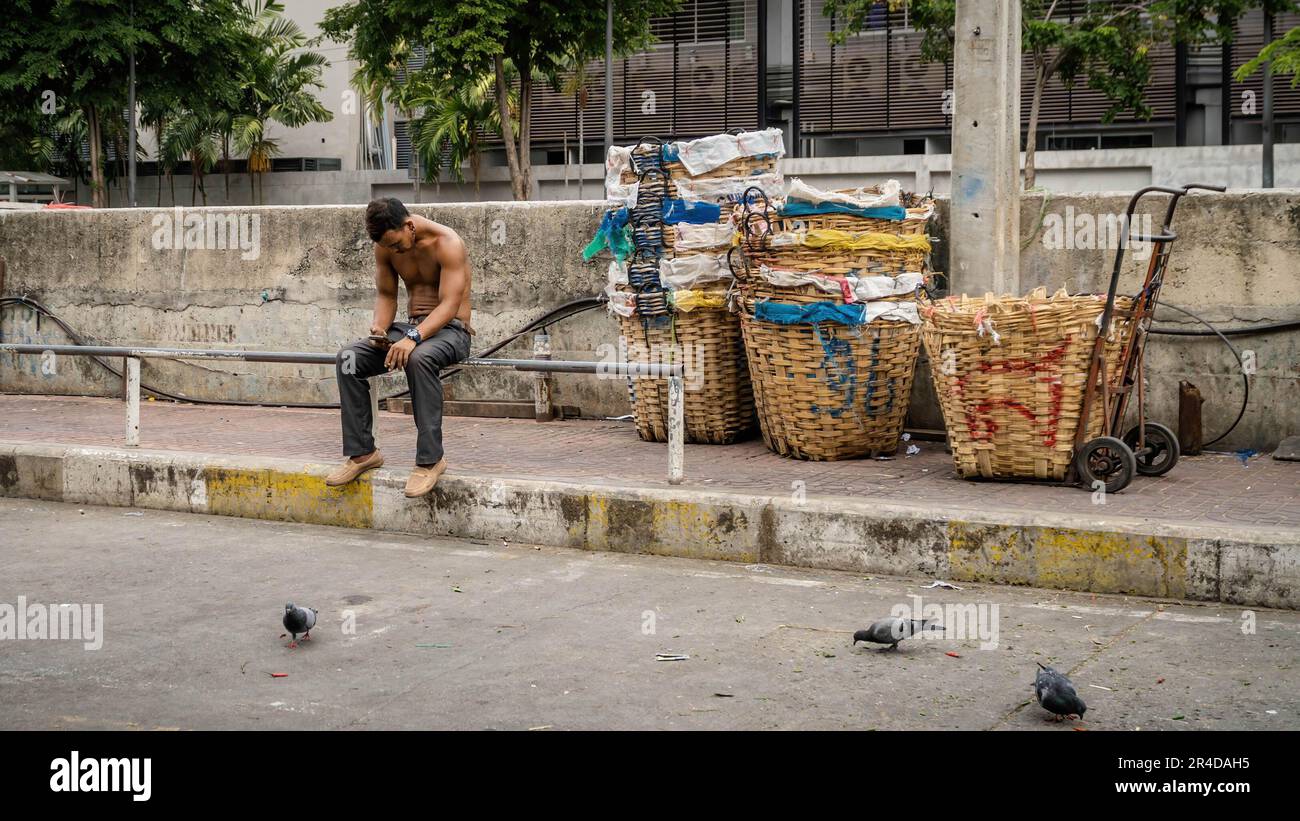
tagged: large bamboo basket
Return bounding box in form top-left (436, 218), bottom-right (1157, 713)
top-left (742, 281), bottom-right (922, 305)
top-left (621, 153), bottom-right (779, 193)
top-left (665, 153), bottom-right (779, 182)
top-left (617, 306), bottom-right (755, 445)
top-left (736, 186), bottom-right (933, 235)
top-left (737, 297), bottom-right (922, 460)
top-left (741, 237), bottom-right (928, 277)
top-left (728, 249), bottom-right (929, 304)
top-left (736, 215), bottom-right (931, 276)
top-left (921, 289), bottom-right (1136, 481)
top-left (773, 212), bottom-right (930, 235)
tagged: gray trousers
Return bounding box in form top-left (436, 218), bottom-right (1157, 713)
top-left (336, 317), bottom-right (472, 466)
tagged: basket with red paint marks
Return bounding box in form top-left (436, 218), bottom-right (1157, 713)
top-left (921, 288), bottom-right (1134, 481)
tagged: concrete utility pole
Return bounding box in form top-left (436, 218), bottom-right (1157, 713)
top-left (128, 0), bottom-right (137, 207)
top-left (605, 0), bottom-right (614, 159)
top-left (950, 0), bottom-right (1021, 296)
top-left (1263, 10), bottom-right (1275, 188)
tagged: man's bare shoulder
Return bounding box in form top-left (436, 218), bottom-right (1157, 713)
top-left (432, 224), bottom-right (468, 263)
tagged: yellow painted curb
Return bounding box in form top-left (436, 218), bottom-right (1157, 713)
top-left (205, 467), bottom-right (373, 528)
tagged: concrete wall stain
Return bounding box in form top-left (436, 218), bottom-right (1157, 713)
top-left (756, 503), bottom-right (778, 564)
top-left (597, 496), bottom-right (656, 553)
top-left (0, 454), bottom-right (17, 492)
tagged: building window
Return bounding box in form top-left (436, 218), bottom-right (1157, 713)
top-left (1100, 132), bottom-right (1155, 149)
top-left (1045, 134), bottom-right (1101, 151)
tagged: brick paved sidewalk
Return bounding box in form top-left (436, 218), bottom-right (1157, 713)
top-left (1, 393), bottom-right (1297, 530)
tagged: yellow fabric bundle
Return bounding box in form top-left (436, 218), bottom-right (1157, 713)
top-left (670, 289), bottom-right (728, 312)
top-left (798, 229), bottom-right (931, 254)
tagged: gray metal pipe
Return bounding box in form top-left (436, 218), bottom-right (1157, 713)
top-left (0, 344), bottom-right (684, 377)
top-left (0, 343), bottom-right (337, 364)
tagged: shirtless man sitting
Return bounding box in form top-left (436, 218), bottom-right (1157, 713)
top-left (327, 197), bottom-right (473, 497)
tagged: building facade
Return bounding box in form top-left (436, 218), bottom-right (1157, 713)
top-left (102, 0), bottom-right (1300, 206)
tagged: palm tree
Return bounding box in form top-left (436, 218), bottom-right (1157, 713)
top-left (409, 71), bottom-right (510, 194)
top-left (560, 52), bottom-right (592, 199)
top-left (232, 0), bottom-right (332, 204)
top-left (139, 100), bottom-right (178, 206)
top-left (162, 109), bottom-right (222, 205)
top-left (42, 109), bottom-right (91, 203)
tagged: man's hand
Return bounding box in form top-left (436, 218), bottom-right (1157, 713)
top-left (368, 323), bottom-right (390, 348)
top-left (385, 337), bottom-right (416, 370)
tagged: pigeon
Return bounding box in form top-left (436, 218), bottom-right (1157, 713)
top-left (283, 603), bottom-right (317, 647)
top-left (852, 618), bottom-right (943, 651)
top-left (1035, 662), bottom-right (1087, 721)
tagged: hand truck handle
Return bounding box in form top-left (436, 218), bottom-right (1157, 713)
top-left (1100, 182), bottom-right (1224, 341)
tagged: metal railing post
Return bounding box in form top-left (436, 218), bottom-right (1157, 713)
top-left (125, 356), bottom-right (140, 447)
top-left (533, 330), bottom-right (555, 422)
top-left (667, 374), bottom-right (684, 484)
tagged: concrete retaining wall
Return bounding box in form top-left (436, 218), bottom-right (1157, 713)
top-left (1, 190), bottom-right (1297, 449)
top-left (0, 201), bottom-right (636, 419)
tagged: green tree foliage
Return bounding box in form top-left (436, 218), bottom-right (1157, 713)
top-left (322, 0), bottom-right (681, 200)
top-left (825, 0), bottom-right (1294, 189)
top-left (0, 0), bottom-right (331, 207)
top-left (0, 0), bottom-right (250, 206)
top-left (231, 1), bottom-right (334, 204)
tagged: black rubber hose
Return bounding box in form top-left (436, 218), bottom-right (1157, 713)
top-left (1150, 317), bottom-right (1300, 336)
top-left (1, 294), bottom-right (605, 410)
top-left (1150, 301), bottom-right (1250, 447)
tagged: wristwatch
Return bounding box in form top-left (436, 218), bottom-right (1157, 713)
top-left (404, 327), bottom-right (422, 344)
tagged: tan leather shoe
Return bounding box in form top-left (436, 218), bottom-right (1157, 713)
top-left (325, 451), bottom-right (384, 486)
top-left (404, 458), bottom-right (447, 498)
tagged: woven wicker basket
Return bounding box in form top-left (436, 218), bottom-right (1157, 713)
top-left (773, 212), bottom-right (930, 235)
top-left (737, 298), bottom-right (922, 460)
top-left (618, 306), bottom-right (755, 445)
top-left (744, 282), bottom-right (924, 306)
top-left (736, 208), bottom-right (930, 276)
top-left (665, 153), bottom-right (778, 181)
top-left (741, 232), bottom-right (929, 276)
top-left (736, 186), bottom-right (933, 234)
top-left (621, 155), bottom-right (779, 201)
top-left (921, 290), bottom-right (1135, 481)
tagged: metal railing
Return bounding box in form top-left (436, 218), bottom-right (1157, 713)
top-left (0, 343), bottom-right (687, 484)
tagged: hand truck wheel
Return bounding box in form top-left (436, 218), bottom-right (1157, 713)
top-left (1075, 436), bottom-right (1136, 493)
top-left (1122, 422), bottom-right (1180, 477)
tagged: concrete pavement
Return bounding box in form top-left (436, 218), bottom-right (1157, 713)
top-left (2, 395), bottom-right (1299, 608)
top-left (2, 499), bottom-right (1297, 730)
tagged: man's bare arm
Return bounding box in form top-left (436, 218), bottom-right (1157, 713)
top-left (414, 236), bottom-right (468, 341)
top-left (371, 247), bottom-right (400, 337)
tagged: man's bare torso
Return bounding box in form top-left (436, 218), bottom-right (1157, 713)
top-left (379, 215), bottom-right (472, 324)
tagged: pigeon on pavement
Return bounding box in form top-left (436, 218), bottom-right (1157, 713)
top-left (283, 603), bottom-right (318, 648)
top-left (853, 618), bottom-right (943, 651)
top-left (1035, 662), bottom-right (1087, 721)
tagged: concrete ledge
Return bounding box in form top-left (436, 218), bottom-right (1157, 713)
top-left (2, 440), bottom-right (1297, 609)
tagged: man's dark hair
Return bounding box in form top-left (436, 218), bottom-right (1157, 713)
top-left (366, 197), bottom-right (410, 242)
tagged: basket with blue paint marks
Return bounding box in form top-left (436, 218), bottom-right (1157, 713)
top-left (737, 295), bottom-right (922, 460)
